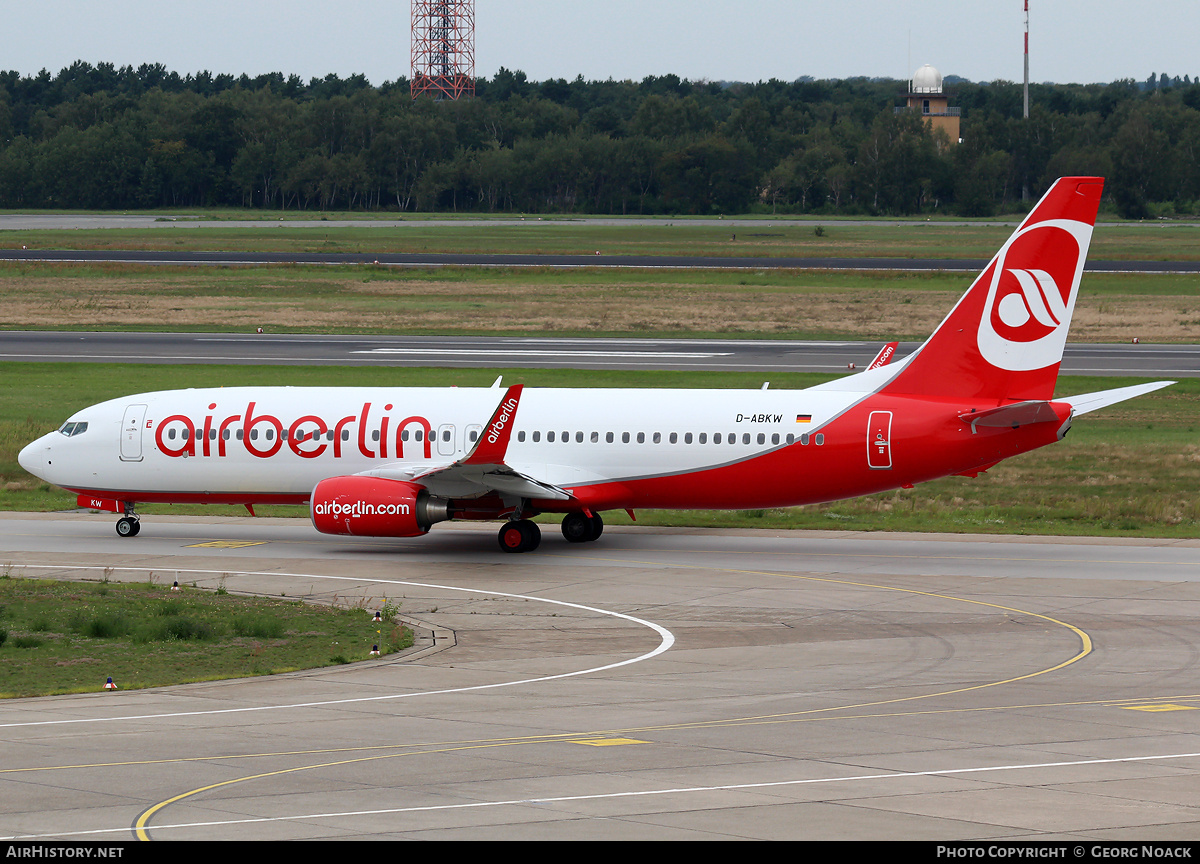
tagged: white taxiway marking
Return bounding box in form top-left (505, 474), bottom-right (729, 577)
top-left (8, 750), bottom-right (1199, 840)
top-left (0, 566), bottom-right (675, 730)
top-left (352, 348), bottom-right (733, 358)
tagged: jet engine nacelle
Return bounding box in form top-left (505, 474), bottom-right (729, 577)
top-left (310, 476), bottom-right (450, 537)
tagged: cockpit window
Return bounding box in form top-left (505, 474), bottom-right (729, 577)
top-left (58, 422), bottom-right (89, 437)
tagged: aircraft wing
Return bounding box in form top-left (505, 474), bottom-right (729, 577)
top-left (354, 384), bottom-right (572, 501)
top-left (1057, 380), bottom-right (1174, 415)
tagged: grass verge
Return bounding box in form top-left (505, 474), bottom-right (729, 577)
top-left (0, 571), bottom-right (413, 698)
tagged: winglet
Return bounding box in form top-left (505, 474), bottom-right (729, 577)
top-left (461, 385), bottom-right (523, 465)
top-left (867, 341), bottom-right (899, 370)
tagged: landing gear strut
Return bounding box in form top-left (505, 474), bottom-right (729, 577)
top-left (561, 511), bottom-right (603, 543)
top-left (498, 519), bottom-right (540, 553)
top-left (116, 503), bottom-right (140, 538)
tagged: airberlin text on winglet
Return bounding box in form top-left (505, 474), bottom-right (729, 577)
top-left (152, 401), bottom-right (434, 460)
top-left (487, 396), bottom-right (519, 445)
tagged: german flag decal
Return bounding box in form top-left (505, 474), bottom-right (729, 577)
top-left (796, 414), bottom-right (812, 423)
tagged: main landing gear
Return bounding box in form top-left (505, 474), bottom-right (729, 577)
top-left (499, 512), bottom-right (605, 553)
top-left (561, 511), bottom-right (603, 544)
top-left (498, 519), bottom-right (540, 553)
top-left (115, 503), bottom-right (140, 537)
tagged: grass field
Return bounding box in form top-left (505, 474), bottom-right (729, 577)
top-left (1, 262), bottom-right (1197, 342)
top-left (2, 363), bottom-right (1194, 538)
top-left (0, 572), bottom-right (413, 697)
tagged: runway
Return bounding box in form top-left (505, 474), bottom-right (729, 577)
top-left (4, 246), bottom-right (1200, 273)
top-left (2, 513), bottom-right (1199, 840)
top-left (3, 331), bottom-right (1196, 377)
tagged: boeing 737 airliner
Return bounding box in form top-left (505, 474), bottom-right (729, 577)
top-left (19, 178), bottom-right (1172, 552)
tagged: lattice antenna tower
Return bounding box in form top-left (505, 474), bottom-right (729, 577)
top-left (411, 0), bottom-right (475, 100)
top-left (1023, 0), bottom-right (1030, 118)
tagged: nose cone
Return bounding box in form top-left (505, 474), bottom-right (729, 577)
top-left (18, 435), bottom-right (51, 481)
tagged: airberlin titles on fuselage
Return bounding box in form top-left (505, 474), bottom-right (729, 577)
top-left (153, 401), bottom-right (434, 461)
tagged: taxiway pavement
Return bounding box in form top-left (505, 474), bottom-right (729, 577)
top-left (1, 513), bottom-right (1198, 840)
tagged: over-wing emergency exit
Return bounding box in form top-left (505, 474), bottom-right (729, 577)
top-left (19, 178), bottom-right (1172, 552)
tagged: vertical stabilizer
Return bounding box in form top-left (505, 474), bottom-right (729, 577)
top-left (883, 177), bottom-right (1103, 402)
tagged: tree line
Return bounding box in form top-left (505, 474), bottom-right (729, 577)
top-left (1, 60), bottom-right (1198, 218)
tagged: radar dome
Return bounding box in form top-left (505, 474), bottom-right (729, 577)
top-left (911, 64), bottom-right (942, 94)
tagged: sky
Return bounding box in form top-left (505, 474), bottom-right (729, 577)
top-left (3, 1), bottom-right (1197, 87)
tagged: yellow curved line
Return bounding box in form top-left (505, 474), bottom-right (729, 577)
top-left (21, 686), bottom-right (1200, 783)
top-left (134, 556), bottom-right (1093, 839)
top-left (131, 739), bottom-right (538, 840)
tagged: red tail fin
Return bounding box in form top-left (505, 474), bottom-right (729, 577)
top-left (883, 177), bottom-right (1103, 402)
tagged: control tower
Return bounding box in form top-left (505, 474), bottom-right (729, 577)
top-left (901, 64), bottom-right (961, 143)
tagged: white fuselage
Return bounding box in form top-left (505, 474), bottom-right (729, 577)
top-left (19, 383), bottom-right (870, 508)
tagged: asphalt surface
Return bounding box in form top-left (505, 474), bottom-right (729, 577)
top-left (1, 513), bottom-right (1199, 840)
top-left (0, 330), bottom-right (1194, 377)
top-left (4, 246), bottom-right (1200, 273)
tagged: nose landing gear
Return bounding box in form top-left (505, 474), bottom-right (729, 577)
top-left (116, 503), bottom-right (140, 537)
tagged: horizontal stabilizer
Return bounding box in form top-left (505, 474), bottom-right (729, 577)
top-left (959, 400), bottom-right (1060, 432)
top-left (1060, 381), bottom-right (1174, 416)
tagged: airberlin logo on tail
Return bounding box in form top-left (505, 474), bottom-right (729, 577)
top-left (977, 219), bottom-right (1092, 372)
top-left (996, 269), bottom-right (1066, 335)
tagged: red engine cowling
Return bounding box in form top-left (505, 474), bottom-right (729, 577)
top-left (310, 476), bottom-right (450, 537)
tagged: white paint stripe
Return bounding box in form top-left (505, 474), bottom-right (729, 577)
top-left (352, 348), bottom-right (732, 358)
top-left (0, 566), bottom-right (675, 730)
top-left (6, 750), bottom-right (1199, 840)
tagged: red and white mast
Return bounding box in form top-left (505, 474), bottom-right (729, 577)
top-left (1023, 1), bottom-right (1030, 118)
